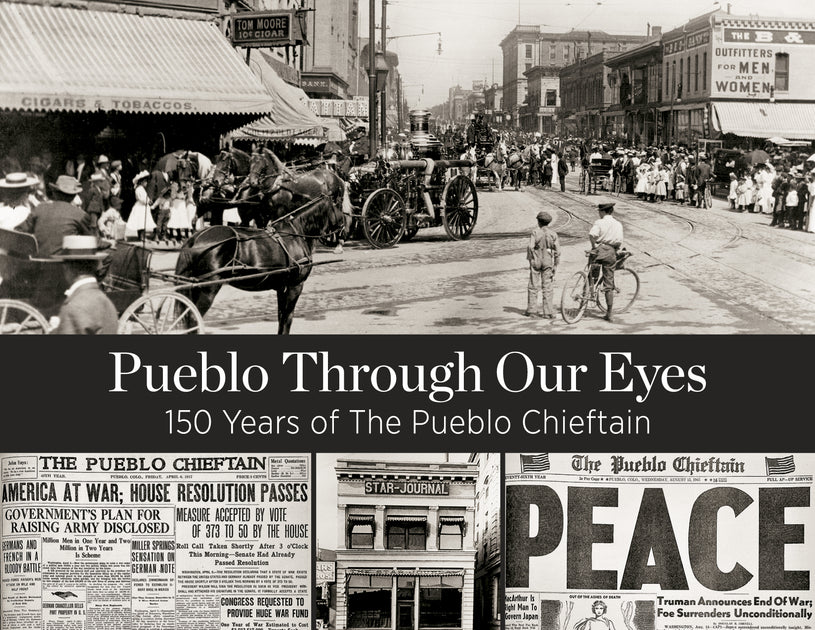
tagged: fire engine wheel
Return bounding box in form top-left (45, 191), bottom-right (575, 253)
top-left (0, 299), bottom-right (50, 334)
top-left (442, 175), bottom-right (478, 240)
top-left (361, 188), bottom-right (407, 248)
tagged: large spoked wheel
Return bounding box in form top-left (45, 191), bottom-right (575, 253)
top-left (560, 272), bottom-right (590, 324)
top-left (579, 169), bottom-right (587, 194)
top-left (361, 188), bottom-right (406, 248)
top-left (442, 175), bottom-right (478, 240)
top-left (118, 290), bottom-right (205, 335)
top-left (704, 184), bottom-right (713, 209)
top-left (596, 268), bottom-right (640, 314)
top-left (0, 299), bottom-right (50, 334)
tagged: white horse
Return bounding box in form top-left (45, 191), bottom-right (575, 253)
top-left (485, 141), bottom-right (508, 190)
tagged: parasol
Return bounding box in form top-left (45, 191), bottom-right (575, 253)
top-left (766, 136), bottom-right (789, 145)
top-left (806, 154), bottom-right (815, 163)
top-left (744, 149), bottom-right (770, 165)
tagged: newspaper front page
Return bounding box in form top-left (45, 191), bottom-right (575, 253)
top-left (505, 453), bottom-right (813, 630)
top-left (1, 453), bottom-right (311, 630)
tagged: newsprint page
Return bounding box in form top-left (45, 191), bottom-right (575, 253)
top-left (0, 453), bottom-right (311, 630)
top-left (506, 453), bottom-right (814, 630)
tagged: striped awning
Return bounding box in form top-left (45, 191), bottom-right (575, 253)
top-left (712, 102), bottom-right (815, 140)
top-left (438, 516), bottom-right (465, 525)
top-left (346, 569), bottom-right (464, 577)
top-left (348, 515), bottom-right (375, 524)
top-left (0, 3), bottom-right (275, 115)
top-left (386, 516), bottom-right (427, 524)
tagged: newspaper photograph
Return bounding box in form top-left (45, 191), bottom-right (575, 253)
top-left (505, 453), bottom-right (813, 630)
top-left (314, 453), bottom-right (501, 630)
top-left (1, 453), bottom-right (311, 630)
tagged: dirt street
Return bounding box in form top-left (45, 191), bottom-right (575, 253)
top-left (149, 170), bottom-right (815, 334)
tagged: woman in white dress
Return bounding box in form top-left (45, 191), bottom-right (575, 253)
top-left (634, 163), bottom-right (650, 198)
top-left (126, 170), bottom-right (155, 240)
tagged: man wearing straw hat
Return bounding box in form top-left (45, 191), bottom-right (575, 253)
top-left (0, 172), bottom-right (40, 229)
top-left (50, 235), bottom-right (118, 335)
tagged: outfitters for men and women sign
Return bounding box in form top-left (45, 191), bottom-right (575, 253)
top-left (711, 22), bottom-right (815, 99)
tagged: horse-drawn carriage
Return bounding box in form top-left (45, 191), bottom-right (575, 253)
top-left (580, 158), bottom-right (614, 194)
top-left (0, 228), bottom-right (205, 334)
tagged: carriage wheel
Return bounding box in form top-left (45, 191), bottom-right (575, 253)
top-left (361, 188), bottom-right (406, 248)
top-left (442, 175), bottom-right (479, 240)
top-left (0, 299), bottom-right (50, 334)
top-left (118, 290), bottom-right (205, 335)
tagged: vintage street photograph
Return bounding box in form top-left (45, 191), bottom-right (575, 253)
top-left (0, 0), bottom-right (813, 333)
top-left (315, 453), bottom-right (501, 630)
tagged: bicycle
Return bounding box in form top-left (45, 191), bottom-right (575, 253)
top-left (560, 249), bottom-right (640, 323)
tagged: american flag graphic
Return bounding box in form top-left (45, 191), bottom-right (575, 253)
top-left (520, 453), bottom-right (550, 472)
top-left (765, 455), bottom-right (796, 475)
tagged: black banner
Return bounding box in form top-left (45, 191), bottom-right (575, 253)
top-left (2, 335), bottom-right (805, 453)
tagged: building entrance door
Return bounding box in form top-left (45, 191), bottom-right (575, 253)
top-left (397, 603), bottom-right (414, 630)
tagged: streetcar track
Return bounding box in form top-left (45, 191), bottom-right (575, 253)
top-left (530, 186), bottom-right (815, 330)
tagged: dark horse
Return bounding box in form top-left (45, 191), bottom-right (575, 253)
top-left (174, 160), bottom-right (349, 334)
top-left (199, 147), bottom-right (258, 226)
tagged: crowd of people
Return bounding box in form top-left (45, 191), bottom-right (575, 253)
top-left (0, 152), bottom-right (202, 246)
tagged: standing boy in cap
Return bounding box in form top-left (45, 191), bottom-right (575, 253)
top-left (588, 202), bottom-right (623, 322)
top-left (525, 210), bottom-right (560, 318)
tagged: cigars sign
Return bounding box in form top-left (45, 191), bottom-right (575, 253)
top-left (231, 10), bottom-right (303, 47)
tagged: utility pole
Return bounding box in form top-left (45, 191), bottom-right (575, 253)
top-left (381, 0), bottom-right (388, 147)
top-left (368, 0), bottom-right (377, 157)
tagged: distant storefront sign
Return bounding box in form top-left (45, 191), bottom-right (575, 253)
top-left (232, 10), bottom-right (297, 47)
top-left (316, 562), bottom-right (336, 585)
top-left (724, 28), bottom-right (815, 45)
top-left (307, 99), bottom-right (369, 117)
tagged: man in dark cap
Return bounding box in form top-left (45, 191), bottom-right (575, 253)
top-left (525, 210), bottom-right (560, 318)
top-left (588, 202), bottom-right (623, 322)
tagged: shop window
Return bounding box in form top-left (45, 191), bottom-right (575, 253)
top-left (348, 515), bottom-right (375, 549)
top-left (420, 575), bottom-right (464, 628)
top-left (775, 53), bottom-right (789, 91)
top-left (545, 90), bottom-right (557, 106)
top-left (387, 519), bottom-right (426, 550)
top-left (439, 517), bottom-right (464, 550)
top-left (348, 575), bottom-right (393, 629)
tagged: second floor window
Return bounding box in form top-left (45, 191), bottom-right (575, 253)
top-left (387, 518), bottom-right (426, 550)
top-left (438, 516), bottom-right (464, 550)
top-left (525, 44), bottom-right (533, 59)
top-left (545, 90), bottom-right (557, 106)
top-left (775, 53), bottom-right (789, 91)
top-left (348, 515), bottom-right (375, 549)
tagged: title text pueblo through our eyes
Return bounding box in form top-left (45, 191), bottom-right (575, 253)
top-left (109, 351), bottom-right (707, 404)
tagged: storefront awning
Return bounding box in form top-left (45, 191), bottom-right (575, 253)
top-left (227, 49), bottom-right (324, 140)
top-left (712, 102), bottom-right (815, 140)
top-left (346, 569), bottom-right (464, 577)
top-left (0, 3), bottom-right (276, 115)
top-left (386, 516), bottom-right (427, 524)
top-left (348, 515), bottom-right (375, 524)
top-left (438, 516), bottom-right (465, 525)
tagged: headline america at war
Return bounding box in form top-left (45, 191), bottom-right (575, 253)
top-left (107, 350), bottom-right (706, 438)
